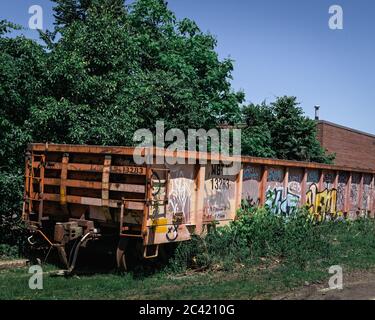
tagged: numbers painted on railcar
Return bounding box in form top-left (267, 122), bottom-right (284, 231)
top-left (122, 166), bottom-right (146, 175)
top-left (211, 177), bottom-right (230, 190)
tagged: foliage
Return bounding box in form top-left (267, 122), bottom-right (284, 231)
top-left (168, 207), bottom-right (335, 273)
top-left (241, 97), bottom-right (335, 163)
top-left (0, 171), bottom-right (27, 250)
top-left (0, 244), bottom-right (20, 259)
top-left (31, 0), bottom-right (244, 145)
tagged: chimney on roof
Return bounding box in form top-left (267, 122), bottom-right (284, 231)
top-left (314, 105), bottom-right (320, 120)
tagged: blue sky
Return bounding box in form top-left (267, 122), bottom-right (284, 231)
top-left (1, 0), bottom-right (375, 133)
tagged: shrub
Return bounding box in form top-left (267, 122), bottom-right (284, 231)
top-left (168, 207), bottom-right (333, 273)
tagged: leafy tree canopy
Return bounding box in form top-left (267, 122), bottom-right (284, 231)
top-left (30, 0), bottom-right (244, 146)
top-left (241, 96), bottom-right (334, 163)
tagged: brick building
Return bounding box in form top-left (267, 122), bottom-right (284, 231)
top-left (317, 120), bottom-right (375, 170)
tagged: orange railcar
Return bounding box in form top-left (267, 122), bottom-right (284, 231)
top-left (23, 143), bottom-right (375, 271)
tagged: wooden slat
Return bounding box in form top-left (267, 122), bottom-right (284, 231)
top-left (42, 193), bottom-right (144, 210)
top-left (33, 161), bottom-right (147, 175)
top-left (109, 183), bottom-right (145, 193)
top-left (44, 178), bottom-right (101, 189)
top-left (44, 178), bottom-right (145, 193)
top-left (30, 143), bottom-right (136, 156)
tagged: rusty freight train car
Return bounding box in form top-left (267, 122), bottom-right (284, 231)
top-left (23, 143), bottom-right (375, 271)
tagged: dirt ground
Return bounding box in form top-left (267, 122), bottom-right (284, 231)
top-left (274, 269), bottom-right (375, 300)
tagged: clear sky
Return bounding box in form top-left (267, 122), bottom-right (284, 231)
top-left (1, 0), bottom-right (374, 133)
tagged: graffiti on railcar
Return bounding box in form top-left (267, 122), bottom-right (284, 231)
top-left (267, 167), bottom-right (284, 187)
top-left (307, 170), bottom-right (320, 188)
top-left (350, 173), bottom-right (361, 211)
top-left (323, 172), bottom-right (335, 190)
top-left (288, 168), bottom-right (303, 195)
top-left (361, 174), bottom-right (373, 216)
top-left (337, 172), bottom-right (348, 212)
top-left (149, 165), bottom-right (194, 244)
top-left (305, 184), bottom-right (344, 221)
top-left (265, 187), bottom-right (300, 217)
top-left (242, 165), bottom-right (261, 207)
top-left (168, 178), bottom-right (192, 222)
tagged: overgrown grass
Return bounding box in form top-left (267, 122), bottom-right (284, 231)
top-left (167, 207), bottom-right (375, 275)
top-left (1, 207), bottom-right (375, 300)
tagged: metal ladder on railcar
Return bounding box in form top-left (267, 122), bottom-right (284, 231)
top-left (118, 167), bottom-right (170, 259)
top-left (23, 152), bottom-right (45, 225)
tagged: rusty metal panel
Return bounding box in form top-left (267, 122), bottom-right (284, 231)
top-left (203, 164), bottom-right (237, 223)
top-left (242, 165), bottom-right (261, 206)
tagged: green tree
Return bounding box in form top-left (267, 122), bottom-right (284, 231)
top-left (30, 0), bottom-right (244, 146)
top-left (0, 21), bottom-right (47, 246)
top-left (241, 96), bottom-right (334, 163)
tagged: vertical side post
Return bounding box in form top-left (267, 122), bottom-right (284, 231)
top-left (283, 167), bottom-right (289, 197)
top-left (358, 173), bottom-right (364, 215)
top-left (235, 166), bottom-right (244, 213)
top-left (38, 154), bottom-right (45, 223)
top-left (102, 155), bottom-right (112, 221)
top-left (301, 168), bottom-right (307, 205)
top-left (195, 165), bottom-right (206, 235)
top-left (259, 166), bottom-right (268, 205)
top-left (371, 174), bottom-right (375, 218)
top-left (334, 171), bottom-right (339, 190)
top-left (60, 153), bottom-right (69, 216)
top-left (142, 166), bottom-right (152, 244)
top-left (344, 172), bottom-right (352, 215)
top-left (23, 151), bottom-right (32, 221)
top-left (318, 170), bottom-right (324, 190)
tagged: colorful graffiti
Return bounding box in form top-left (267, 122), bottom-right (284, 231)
top-left (265, 187), bottom-right (300, 217)
top-left (243, 166), bottom-right (261, 181)
top-left (305, 184), bottom-right (344, 221)
top-left (242, 165), bottom-right (261, 208)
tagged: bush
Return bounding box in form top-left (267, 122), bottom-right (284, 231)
top-left (0, 171), bottom-right (28, 254)
top-left (168, 207), bottom-right (334, 273)
top-left (0, 244), bottom-right (19, 259)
